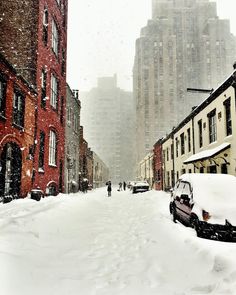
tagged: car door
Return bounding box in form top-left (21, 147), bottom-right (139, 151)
top-left (174, 180), bottom-right (192, 222)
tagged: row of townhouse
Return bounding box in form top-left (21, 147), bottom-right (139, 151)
top-left (0, 0), bottom-right (109, 200)
top-left (0, 54), bottom-right (109, 200)
top-left (138, 68), bottom-right (236, 191)
top-left (153, 68), bottom-right (236, 191)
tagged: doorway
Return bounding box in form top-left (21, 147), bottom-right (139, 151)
top-left (0, 142), bottom-right (22, 198)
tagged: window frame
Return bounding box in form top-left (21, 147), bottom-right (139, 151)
top-left (38, 131), bottom-right (45, 170)
top-left (198, 119), bottom-right (203, 148)
top-left (224, 98), bottom-right (232, 136)
top-left (208, 109), bottom-right (217, 143)
top-left (50, 73), bottom-right (58, 109)
top-left (42, 8), bottom-right (48, 45)
top-left (13, 89), bottom-right (25, 128)
top-left (52, 18), bottom-right (59, 56)
top-left (180, 132), bottom-right (185, 155)
top-left (49, 130), bottom-right (57, 166)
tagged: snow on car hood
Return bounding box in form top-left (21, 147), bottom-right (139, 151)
top-left (133, 181), bottom-right (149, 187)
top-left (180, 173), bottom-right (236, 225)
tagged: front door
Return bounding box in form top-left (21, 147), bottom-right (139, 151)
top-left (0, 142), bottom-right (22, 199)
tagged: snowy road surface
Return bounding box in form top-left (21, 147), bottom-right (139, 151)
top-left (0, 188), bottom-right (236, 295)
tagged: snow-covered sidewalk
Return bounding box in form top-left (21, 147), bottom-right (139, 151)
top-left (0, 188), bottom-right (236, 295)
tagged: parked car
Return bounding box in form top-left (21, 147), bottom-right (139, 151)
top-left (169, 173), bottom-right (236, 242)
top-left (132, 181), bottom-right (149, 194)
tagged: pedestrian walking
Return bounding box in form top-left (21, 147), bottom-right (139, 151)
top-left (123, 181), bottom-right (126, 191)
top-left (119, 182), bottom-right (123, 191)
top-left (107, 181), bottom-right (112, 197)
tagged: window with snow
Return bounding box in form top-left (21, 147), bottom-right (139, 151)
top-left (13, 90), bottom-right (25, 128)
top-left (0, 75), bottom-right (6, 117)
top-left (208, 109), bottom-right (217, 143)
top-left (49, 130), bottom-right (57, 166)
top-left (50, 74), bottom-right (58, 109)
top-left (52, 19), bottom-right (59, 56)
top-left (41, 69), bottom-right (47, 108)
top-left (43, 8), bottom-right (48, 45)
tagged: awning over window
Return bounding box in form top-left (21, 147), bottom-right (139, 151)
top-left (184, 142), bottom-right (231, 164)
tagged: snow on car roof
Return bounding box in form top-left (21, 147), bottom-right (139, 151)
top-left (179, 173), bottom-right (236, 223)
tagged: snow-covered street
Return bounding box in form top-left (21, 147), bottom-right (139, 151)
top-left (1, 188), bottom-right (236, 295)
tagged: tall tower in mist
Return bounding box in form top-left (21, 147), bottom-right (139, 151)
top-left (80, 75), bottom-right (135, 183)
top-left (133, 0), bottom-right (236, 161)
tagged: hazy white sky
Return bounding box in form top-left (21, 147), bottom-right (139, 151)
top-left (67, 0), bottom-right (236, 92)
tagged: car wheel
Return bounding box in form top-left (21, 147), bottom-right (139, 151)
top-left (169, 202), bottom-right (173, 214)
top-left (171, 205), bottom-right (177, 223)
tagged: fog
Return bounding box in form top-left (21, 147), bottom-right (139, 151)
top-left (67, 0), bottom-right (236, 92)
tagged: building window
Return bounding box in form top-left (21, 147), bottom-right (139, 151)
top-left (60, 96), bottom-right (64, 124)
top-left (52, 19), bottom-right (59, 56)
top-left (221, 163), bottom-right (228, 174)
top-left (49, 130), bottom-right (57, 166)
top-left (43, 8), bottom-right (48, 45)
top-left (180, 133), bottom-right (185, 155)
top-left (198, 120), bottom-right (203, 148)
top-left (0, 76), bottom-right (6, 117)
top-left (39, 131), bottom-right (45, 170)
top-left (187, 128), bottom-right (191, 152)
top-left (175, 138), bottom-right (179, 157)
top-left (61, 49), bottom-right (66, 76)
top-left (13, 90), bottom-right (25, 128)
top-left (208, 109), bottom-right (217, 143)
top-left (167, 148), bottom-right (169, 161)
top-left (171, 144), bottom-right (174, 159)
top-left (41, 69), bottom-right (47, 108)
top-left (50, 74), bottom-right (58, 109)
top-left (67, 107), bottom-right (72, 123)
top-left (224, 98), bottom-right (232, 136)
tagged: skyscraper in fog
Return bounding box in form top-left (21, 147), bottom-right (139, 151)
top-left (80, 75), bottom-right (135, 183)
top-left (133, 0), bottom-right (236, 161)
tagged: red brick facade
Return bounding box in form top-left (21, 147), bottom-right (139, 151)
top-left (0, 0), bottom-right (68, 196)
top-left (153, 140), bottom-right (163, 190)
top-left (0, 54), bottom-right (37, 199)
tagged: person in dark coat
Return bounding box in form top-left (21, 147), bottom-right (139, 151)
top-left (123, 181), bottom-right (126, 191)
top-left (107, 181), bottom-right (112, 197)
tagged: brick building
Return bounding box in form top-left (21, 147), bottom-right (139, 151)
top-left (0, 0), bottom-right (68, 195)
top-left (0, 53), bottom-right (37, 199)
top-left (153, 139), bottom-right (163, 190)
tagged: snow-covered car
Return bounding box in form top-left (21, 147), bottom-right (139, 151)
top-left (169, 173), bottom-right (236, 242)
top-left (132, 181), bottom-right (149, 194)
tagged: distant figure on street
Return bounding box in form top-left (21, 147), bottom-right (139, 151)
top-left (123, 181), bottom-right (126, 191)
top-left (107, 181), bottom-right (112, 197)
top-left (119, 182), bottom-right (123, 191)
top-left (81, 178), bottom-right (88, 193)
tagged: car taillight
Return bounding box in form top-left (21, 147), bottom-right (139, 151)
top-left (202, 210), bottom-right (211, 221)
